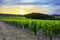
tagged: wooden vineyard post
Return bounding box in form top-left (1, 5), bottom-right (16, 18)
top-left (50, 31), bottom-right (52, 40)
top-left (22, 24), bottom-right (24, 30)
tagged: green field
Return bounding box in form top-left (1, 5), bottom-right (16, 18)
top-left (0, 16), bottom-right (60, 35)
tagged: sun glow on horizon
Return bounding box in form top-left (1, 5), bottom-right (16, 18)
top-left (0, 5), bottom-right (52, 15)
top-left (19, 10), bottom-right (27, 15)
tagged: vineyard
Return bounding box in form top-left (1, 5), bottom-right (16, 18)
top-left (0, 16), bottom-right (60, 36)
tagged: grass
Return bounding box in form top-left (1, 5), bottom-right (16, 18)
top-left (0, 16), bottom-right (60, 35)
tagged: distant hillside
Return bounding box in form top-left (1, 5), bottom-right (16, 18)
top-left (52, 14), bottom-right (60, 19)
top-left (52, 14), bottom-right (60, 16)
top-left (0, 13), bottom-right (24, 17)
top-left (0, 13), bottom-right (60, 20)
top-left (24, 13), bottom-right (55, 20)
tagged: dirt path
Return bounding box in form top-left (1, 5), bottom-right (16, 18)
top-left (0, 21), bottom-right (36, 40)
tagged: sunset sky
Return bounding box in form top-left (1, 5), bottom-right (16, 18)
top-left (0, 0), bottom-right (60, 15)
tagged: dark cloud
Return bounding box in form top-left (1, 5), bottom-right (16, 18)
top-left (0, 0), bottom-right (60, 5)
top-left (0, 0), bottom-right (3, 4)
top-left (54, 9), bottom-right (60, 14)
top-left (51, 0), bottom-right (60, 5)
top-left (50, 9), bottom-right (60, 15)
